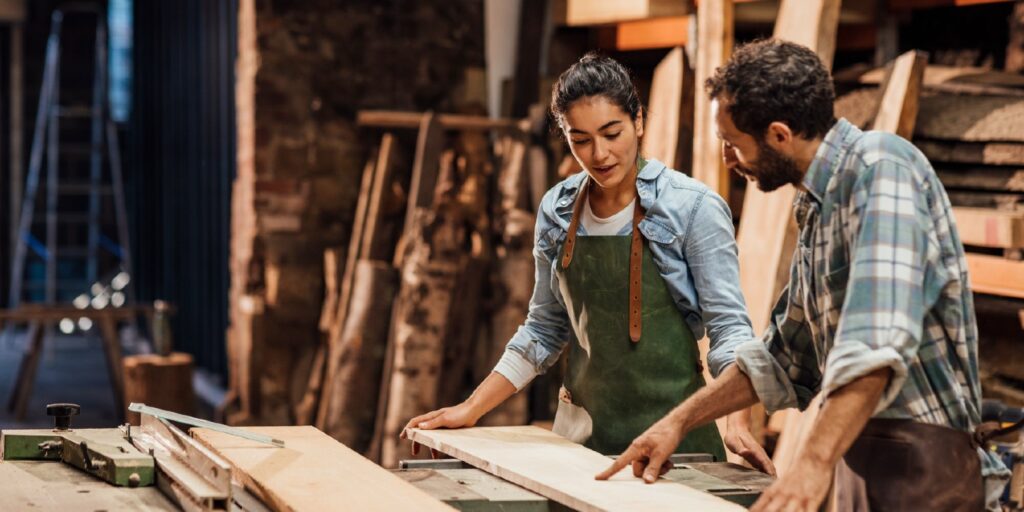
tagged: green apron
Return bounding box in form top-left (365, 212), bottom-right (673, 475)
top-left (550, 177), bottom-right (726, 460)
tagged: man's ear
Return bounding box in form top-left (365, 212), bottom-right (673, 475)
top-left (635, 108), bottom-right (645, 139)
top-left (765, 121), bottom-right (793, 149)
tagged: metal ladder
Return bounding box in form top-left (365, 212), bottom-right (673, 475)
top-left (8, 4), bottom-right (133, 311)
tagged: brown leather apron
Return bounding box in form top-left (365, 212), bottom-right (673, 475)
top-left (833, 418), bottom-right (984, 511)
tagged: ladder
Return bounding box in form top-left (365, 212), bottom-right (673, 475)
top-left (8, 4), bottom-right (133, 310)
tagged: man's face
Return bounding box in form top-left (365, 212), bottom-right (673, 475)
top-left (713, 98), bottom-right (803, 192)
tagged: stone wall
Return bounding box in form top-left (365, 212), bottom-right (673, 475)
top-left (229, 0), bottom-right (484, 424)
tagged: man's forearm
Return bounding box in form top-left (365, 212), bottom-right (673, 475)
top-left (797, 367), bottom-right (891, 469)
top-left (669, 364), bottom-right (760, 433)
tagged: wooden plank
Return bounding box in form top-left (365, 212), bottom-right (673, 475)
top-left (967, 253), bottom-right (1024, 299)
top-left (602, 16), bottom-right (688, 51)
top-left (510, 0), bottom-right (548, 118)
top-left (562, 0), bottom-right (690, 26)
top-left (123, 353), bottom-right (195, 425)
top-left (917, 140), bottom-right (1024, 166)
top-left (192, 426), bottom-right (454, 512)
top-left (356, 110), bottom-right (519, 132)
top-left (408, 426), bottom-right (743, 511)
top-left (1008, 1), bottom-right (1024, 73)
top-left (871, 50), bottom-right (927, 138)
top-left (936, 166), bottom-right (1024, 192)
top-left (915, 95), bottom-right (1024, 143)
top-left (953, 207), bottom-right (1024, 248)
top-left (856, 65), bottom-right (1024, 89)
top-left (889, 0), bottom-right (1013, 9)
top-left (642, 47), bottom-right (693, 170)
top-left (401, 113), bottom-right (445, 258)
top-left (738, 0), bottom-right (840, 336)
top-left (692, 0), bottom-right (733, 198)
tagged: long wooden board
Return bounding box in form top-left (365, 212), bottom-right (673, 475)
top-left (192, 426), bottom-right (453, 512)
top-left (967, 253), bottom-right (1024, 299)
top-left (692, 0), bottom-right (733, 198)
top-left (954, 207), bottom-right (1024, 248)
top-left (407, 426), bottom-right (743, 512)
top-left (642, 46), bottom-right (690, 170)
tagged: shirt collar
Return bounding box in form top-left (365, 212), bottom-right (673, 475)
top-left (801, 118), bottom-right (859, 204)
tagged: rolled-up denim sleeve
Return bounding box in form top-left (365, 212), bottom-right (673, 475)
top-left (492, 209), bottom-right (572, 391)
top-left (684, 192), bottom-right (756, 377)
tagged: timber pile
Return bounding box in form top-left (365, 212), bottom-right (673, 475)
top-left (288, 110), bottom-right (549, 468)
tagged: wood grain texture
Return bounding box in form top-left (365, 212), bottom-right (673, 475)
top-left (407, 426), bottom-right (743, 512)
top-left (562, 0), bottom-right (689, 26)
top-left (643, 47), bottom-right (693, 171)
top-left (917, 140), bottom-right (1024, 166)
top-left (692, 0), bottom-right (732, 198)
top-left (871, 50), bottom-right (927, 138)
top-left (192, 426), bottom-right (453, 512)
top-left (0, 460), bottom-right (177, 511)
top-left (954, 207), bottom-right (1024, 248)
top-left (915, 95), bottom-right (1024, 143)
top-left (967, 253), bottom-right (1024, 299)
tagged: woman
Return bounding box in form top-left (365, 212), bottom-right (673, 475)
top-left (402, 53), bottom-right (773, 474)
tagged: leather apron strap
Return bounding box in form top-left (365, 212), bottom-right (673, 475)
top-left (560, 177), bottom-right (645, 342)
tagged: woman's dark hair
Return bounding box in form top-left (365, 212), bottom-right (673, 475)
top-left (550, 52), bottom-right (642, 129)
top-left (705, 39), bottom-right (836, 140)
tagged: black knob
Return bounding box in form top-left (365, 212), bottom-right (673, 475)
top-left (47, 403), bottom-right (80, 431)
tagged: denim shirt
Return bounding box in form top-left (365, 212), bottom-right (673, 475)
top-left (493, 158), bottom-right (755, 390)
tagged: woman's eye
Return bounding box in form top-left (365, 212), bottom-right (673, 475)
top-left (571, 139), bottom-right (590, 145)
top-left (605, 132), bottom-right (621, 140)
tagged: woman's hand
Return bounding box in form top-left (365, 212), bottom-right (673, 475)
top-left (724, 409), bottom-right (776, 476)
top-left (399, 401), bottom-right (482, 456)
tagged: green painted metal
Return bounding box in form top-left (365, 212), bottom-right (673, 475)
top-left (0, 428), bottom-right (153, 487)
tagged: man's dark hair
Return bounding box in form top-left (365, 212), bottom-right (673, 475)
top-left (550, 52), bottom-right (642, 128)
top-left (705, 39), bottom-right (836, 140)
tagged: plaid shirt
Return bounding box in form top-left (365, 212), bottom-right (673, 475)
top-left (734, 118), bottom-right (1008, 481)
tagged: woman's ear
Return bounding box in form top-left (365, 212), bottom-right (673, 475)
top-left (635, 107), bottom-right (645, 139)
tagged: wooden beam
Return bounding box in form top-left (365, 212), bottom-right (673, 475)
top-left (954, 207), bottom-right (1024, 248)
top-left (1008, 1), bottom-right (1024, 73)
top-left (407, 426), bottom-right (744, 512)
top-left (692, 0), bottom-right (733, 198)
top-left (917, 140), bottom-right (1024, 166)
top-left (356, 110), bottom-right (519, 131)
top-left (642, 47), bottom-right (692, 170)
top-left (600, 16), bottom-right (688, 51)
top-left (914, 95), bottom-right (1024, 143)
top-left (401, 113), bottom-right (445, 254)
top-left (192, 426), bottom-right (454, 511)
top-left (872, 50), bottom-right (928, 138)
top-left (966, 253), bottom-right (1024, 299)
top-left (888, 0), bottom-right (1013, 9)
top-left (561, 0), bottom-right (691, 26)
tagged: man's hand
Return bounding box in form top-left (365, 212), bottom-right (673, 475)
top-left (400, 402), bottom-right (480, 456)
top-left (595, 416), bottom-right (683, 483)
top-left (724, 427), bottom-right (776, 476)
top-left (750, 457), bottom-right (833, 512)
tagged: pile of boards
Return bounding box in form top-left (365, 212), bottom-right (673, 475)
top-left (296, 110), bottom-right (551, 468)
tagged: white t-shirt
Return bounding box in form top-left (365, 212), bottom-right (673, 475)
top-left (581, 197), bottom-right (635, 235)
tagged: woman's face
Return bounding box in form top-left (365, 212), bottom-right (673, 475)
top-left (561, 95), bottom-right (643, 191)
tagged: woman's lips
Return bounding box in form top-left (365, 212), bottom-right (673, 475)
top-left (592, 163), bottom-right (616, 174)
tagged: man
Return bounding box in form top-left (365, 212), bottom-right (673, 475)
top-left (596, 39), bottom-right (1009, 512)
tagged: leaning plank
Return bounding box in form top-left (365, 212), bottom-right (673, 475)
top-left (407, 426), bottom-right (742, 512)
top-left (871, 50), bottom-right (927, 139)
top-left (953, 207), bottom-right (1024, 249)
top-left (642, 47), bottom-right (692, 170)
top-left (967, 253), bottom-right (1024, 299)
top-left (738, 0), bottom-right (840, 335)
top-left (192, 426), bottom-right (453, 512)
top-left (692, 0), bottom-right (733, 198)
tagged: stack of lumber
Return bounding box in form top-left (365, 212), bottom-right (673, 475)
top-left (290, 110), bottom-right (550, 469)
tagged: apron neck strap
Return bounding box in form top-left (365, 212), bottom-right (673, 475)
top-left (560, 175), bottom-right (646, 343)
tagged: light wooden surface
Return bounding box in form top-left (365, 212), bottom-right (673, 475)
top-left (692, 0), bottom-right (733, 199)
top-left (562, 0), bottom-right (689, 26)
top-left (606, 16), bottom-right (688, 51)
top-left (967, 253), bottom-right (1024, 299)
top-left (407, 426), bottom-right (744, 512)
top-left (192, 426), bottom-right (454, 512)
top-left (954, 207), bottom-right (1024, 249)
top-left (643, 47), bottom-right (691, 171)
top-left (871, 50), bottom-right (927, 139)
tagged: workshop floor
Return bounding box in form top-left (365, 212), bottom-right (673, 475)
top-left (0, 329), bottom-right (119, 429)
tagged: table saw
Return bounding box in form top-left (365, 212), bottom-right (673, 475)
top-left (0, 403), bottom-right (772, 511)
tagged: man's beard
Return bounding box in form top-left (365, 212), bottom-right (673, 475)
top-left (734, 139), bottom-right (803, 192)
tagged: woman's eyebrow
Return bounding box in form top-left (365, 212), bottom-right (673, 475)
top-left (568, 120), bottom-right (623, 134)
